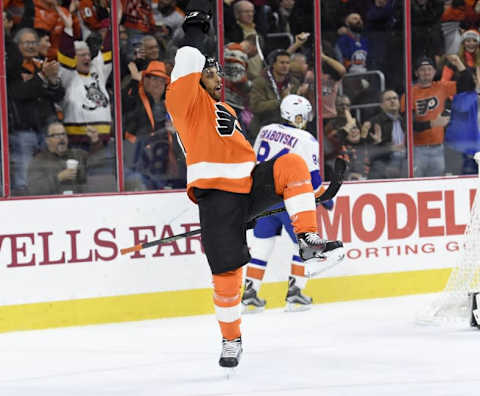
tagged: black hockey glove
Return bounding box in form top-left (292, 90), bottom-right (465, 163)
top-left (183, 10), bottom-right (211, 34)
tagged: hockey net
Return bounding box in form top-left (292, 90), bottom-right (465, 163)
top-left (416, 153), bottom-right (480, 325)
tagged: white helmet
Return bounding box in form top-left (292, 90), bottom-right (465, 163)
top-left (280, 94), bottom-right (312, 129)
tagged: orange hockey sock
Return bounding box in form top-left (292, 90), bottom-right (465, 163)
top-left (273, 153), bottom-right (318, 234)
top-left (212, 267), bottom-right (243, 340)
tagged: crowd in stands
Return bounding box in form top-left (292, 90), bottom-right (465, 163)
top-left (3, 0), bottom-right (480, 197)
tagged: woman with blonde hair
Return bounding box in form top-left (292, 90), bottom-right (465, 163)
top-left (441, 29), bottom-right (480, 89)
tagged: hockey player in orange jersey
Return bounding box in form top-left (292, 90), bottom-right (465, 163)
top-left (165, 0), bottom-right (344, 370)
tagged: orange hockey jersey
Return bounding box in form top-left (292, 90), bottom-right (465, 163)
top-left (165, 46), bottom-right (256, 203)
top-left (402, 81), bottom-right (456, 146)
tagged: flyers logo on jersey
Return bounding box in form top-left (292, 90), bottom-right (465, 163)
top-left (416, 97), bottom-right (439, 116)
top-left (215, 103), bottom-right (244, 136)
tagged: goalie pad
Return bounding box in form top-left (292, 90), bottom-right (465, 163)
top-left (304, 241), bottom-right (345, 278)
top-left (468, 292), bottom-right (480, 328)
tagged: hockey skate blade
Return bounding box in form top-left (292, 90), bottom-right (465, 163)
top-left (241, 304), bottom-right (265, 314)
top-left (304, 247), bottom-right (345, 278)
top-left (285, 302), bottom-right (312, 312)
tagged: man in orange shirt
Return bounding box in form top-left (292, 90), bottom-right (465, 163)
top-left (406, 55), bottom-right (474, 176)
top-left (165, 0), bottom-right (344, 370)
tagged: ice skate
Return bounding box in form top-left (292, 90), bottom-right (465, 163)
top-left (285, 276), bottom-right (313, 312)
top-left (296, 232), bottom-right (327, 260)
top-left (219, 336), bottom-right (242, 378)
top-left (241, 279), bottom-right (266, 314)
top-left (304, 240), bottom-right (345, 277)
top-left (297, 233), bottom-right (345, 277)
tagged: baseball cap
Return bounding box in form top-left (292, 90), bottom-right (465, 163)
top-left (415, 56), bottom-right (435, 70)
top-left (144, 60), bottom-right (170, 83)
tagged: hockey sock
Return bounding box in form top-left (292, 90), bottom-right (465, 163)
top-left (212, 267), bottom-right (243, 340)
top-left (246, 236), bottom-right (276, 290)
top-left (290, 254), bottom-right (308, 289)
top-left (273, 153), bottom-right (317, 234)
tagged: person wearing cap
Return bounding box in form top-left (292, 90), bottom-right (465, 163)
top-left (122, 60), bottom-right (177, 190)
top-left (403, 54), bottom-right (475, 177)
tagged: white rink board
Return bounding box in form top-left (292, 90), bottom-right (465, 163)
top-left (0, 177), bottom-right (477, 306)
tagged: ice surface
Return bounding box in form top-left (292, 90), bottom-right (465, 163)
top-left (0, 294), bottom-right (479, 396)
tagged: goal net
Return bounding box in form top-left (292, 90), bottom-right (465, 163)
top-left (416, 153), bottom-right (480, 325)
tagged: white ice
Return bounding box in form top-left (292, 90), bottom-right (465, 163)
top-left (0, 293), bottom-right (479, 396)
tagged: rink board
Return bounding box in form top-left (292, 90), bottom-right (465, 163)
top-left (0, 177), bottom-right (476, 332)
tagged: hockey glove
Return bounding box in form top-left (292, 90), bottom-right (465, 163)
top-left (183, 10), bottom-right (211, 34)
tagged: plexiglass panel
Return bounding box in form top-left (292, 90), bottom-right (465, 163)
top-left (321, 0), bottom-right (408, 181)
top-left (410, 0), bottom-right (479, 177)
top-left (222, 0), bottom-right (317, 144)
top-left (4, 0), bottom-right (117, 196)
top-left (120, 0), bottom-right (188, 191)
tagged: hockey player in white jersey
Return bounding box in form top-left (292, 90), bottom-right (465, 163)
top-left (242, 94), bottom-right (342, 313)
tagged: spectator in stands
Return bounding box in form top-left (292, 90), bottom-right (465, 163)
top-left (440, 0), bottom-right (465, 56)
top-left (335, 12), bottom-right (370, 74)
top-left (121, 0), bottom-right (156, 52)
top-left (441, 29), bottom-right (480, 90)
top-left (365, 0), bottom-right (397, 77)
top-left (8, 27), bottom-right (65, 195)
top-left (463, 0), bottom-right (480, 30)
top-left (335, 12), bottom-right (377, 109)
top-left (224, 34), bottom-right (258, 138)
top-left (325, 96), bottom-right (369, 181)
top-left (33, 0), bottom-right (83, 60)
top-left (57, 11), bottom-right (113, 148)
top-left (77, 0), bottom-right (111, 38)
top-left (27, 121), bottom-right (88, 195)
top-left (324, 94), bottom-right (368, 181)
top-left (122, 60), bottom-right (178, 190)
top-left (83, 124), bottom-right (118, 192)
top-left (444, 65), bottom-right (480, 175)
top-left (135, 35), bottom-right (166, 72)
top-left (288, 51), bottom-right (316, 133)
top-left (320, 45), bottom-right (346, 128)
top-left (362, 90), bottom-right (407, 179)
top-left (36, 29), bottom-right (52, 61)
top-left (152, 0), bottom-right (185, 33)
top-left (267, 0), bottom-right (295, 35)
top-left (248, 48), bottom-right (302, 141)
top-left (225, 0), bottom-right (265, 44)
top-left (406, 55), bottom-right (474, 177)
top-left (4, 0), bottom-right (24, 26)
top-left (411, 0), bottom-right (444, 66)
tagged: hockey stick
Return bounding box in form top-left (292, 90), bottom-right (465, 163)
top-left (120, 157), bottom-right (347, 255)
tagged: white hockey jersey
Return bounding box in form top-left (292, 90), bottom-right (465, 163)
top-left (58, 31), bottom-right (112, 139)
top-left (253, 123), bottom-right (322, 193)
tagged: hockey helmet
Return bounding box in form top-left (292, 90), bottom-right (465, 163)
top-left (280, 94), bottom-right (312, 129)
top-left (203, 56), bottom-right (223, 77)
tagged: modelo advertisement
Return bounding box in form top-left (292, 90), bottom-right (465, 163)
top-left (0, 177), bottom-right (476, 305)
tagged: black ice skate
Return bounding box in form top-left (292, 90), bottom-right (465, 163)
top-left (297, 232), bottom-right (345, 277)
top-left (241, 279), bottom-right (266, 314)
top-left (219, 337), bottom-right (242, 368)
top-left (285, 276), bottom-right (313, 312)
